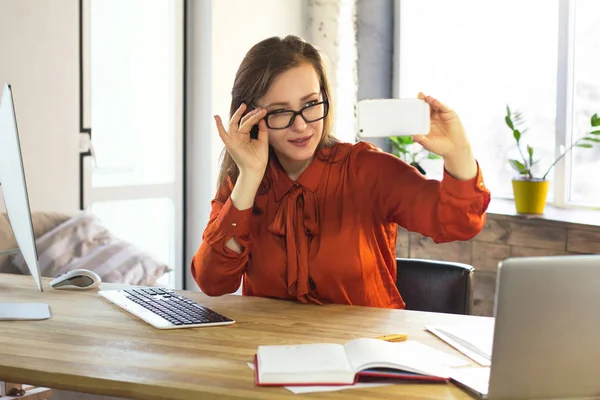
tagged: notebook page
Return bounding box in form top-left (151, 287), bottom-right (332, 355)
top-left (396, 341), bottom-right (470, 367)
top-left (257, 343), bottom-right (354, 384)
top-left (343, 338), bottom-right (451, 378)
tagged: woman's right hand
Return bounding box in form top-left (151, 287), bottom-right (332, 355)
top-left (214, 103), bottom-right (269, 176)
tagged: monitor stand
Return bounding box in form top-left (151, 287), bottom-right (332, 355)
top-left (0, 249), bottom-right (50, 320)
top-left (0, 303), bottom-right (50, 320)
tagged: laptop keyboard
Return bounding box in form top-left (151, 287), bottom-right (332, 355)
top-left (123, 287), bottom-right (233, 326)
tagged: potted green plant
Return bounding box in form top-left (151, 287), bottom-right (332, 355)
top-left (389, 136), bottom-right (441, 175)
top-left (505, 105), bottom-right (600, 214)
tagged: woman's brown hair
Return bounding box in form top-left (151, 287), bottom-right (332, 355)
top-left (216, 35), bottom-right (338, 192)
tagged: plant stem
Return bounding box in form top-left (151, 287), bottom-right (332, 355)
top-left (542, 139), bottom-right (580, 180)
top-left (517, 142), bottom-right (533, 179)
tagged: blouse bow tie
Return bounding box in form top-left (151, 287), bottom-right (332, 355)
top-left (268, 184), bottom-right (322, 305)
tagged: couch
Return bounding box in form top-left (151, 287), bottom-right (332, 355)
top-left (0, 211), bottom-right (170, 286)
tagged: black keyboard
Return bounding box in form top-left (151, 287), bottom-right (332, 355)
top-left (123, 287), bottom-right (234, 326)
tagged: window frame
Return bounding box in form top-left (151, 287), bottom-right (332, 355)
top-left (393, 0), bottom-right (597, 210)
top-left (80, 0), bottom-right (186, 290)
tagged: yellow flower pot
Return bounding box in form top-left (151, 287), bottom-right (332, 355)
top-left (512, 179), bottom-right (550, 214)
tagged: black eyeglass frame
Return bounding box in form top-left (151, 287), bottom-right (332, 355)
top-left (253, 93), bottom-right (330, 130)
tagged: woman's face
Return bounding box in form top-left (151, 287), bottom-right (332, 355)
top-left (256, 63), bottom-right (326, 167)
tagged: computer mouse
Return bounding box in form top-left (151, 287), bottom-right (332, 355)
top-left (50, 268), bottom-right (101, 290)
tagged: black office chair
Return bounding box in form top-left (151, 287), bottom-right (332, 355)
top-left (395, 258), bottom-right (475, 315)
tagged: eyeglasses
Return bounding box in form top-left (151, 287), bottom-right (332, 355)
top-left (255, 95), bottom-right (329, 130)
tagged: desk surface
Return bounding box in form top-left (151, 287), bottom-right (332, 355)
top-left (0, 274), bottom-right (491, 399)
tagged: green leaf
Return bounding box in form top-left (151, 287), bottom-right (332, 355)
top-left (582, 137), bottom-right (600, 143)
top-left (509, 159), bottom-right (528, 174)
top-left (576, 143), bottom-right (593, 148)
top-left (389, 137), bottom-right (401, 145)
top-left (591, 113), bottom-right (600, 127)
top-left (590, 130), bottom-right (600, 135)
top-left (389, 138), bottom-right (405, 149)
top-left (512, 111), bottom-right (525, 125)
top-left (427, 152), bottom-right (442, 160)
top-left (505, 115), bottom-right (514, 130)
top-left (527, 145), bottom-right (534, 164)
top-left (390, 136), bottom-right (413, 145)
top-left (392, 145), bottom-right (409, 155)
top-left (513, 129), bottom-right (521, 142)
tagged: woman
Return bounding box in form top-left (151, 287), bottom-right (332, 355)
top-left (192, 35), bottom-right (490, 309)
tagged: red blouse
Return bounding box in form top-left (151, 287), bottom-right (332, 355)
top-left (192, 141), bottom-right (490, 309)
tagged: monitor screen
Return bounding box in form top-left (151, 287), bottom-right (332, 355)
top-left (0, 83), bottom-right (43, 292)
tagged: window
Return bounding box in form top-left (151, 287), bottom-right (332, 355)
top-left (569, 0), bottom-right (600, 206)
top-left (91, 0), bottom-right (178, 188)
top-left (396, 0), bottom-right (599, 208)
top-left (86, 0), bottom-right (184, 288)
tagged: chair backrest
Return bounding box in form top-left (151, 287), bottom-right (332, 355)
top-left (395, 258), bottom-right (474, 315)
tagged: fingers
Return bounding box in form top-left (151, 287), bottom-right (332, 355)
top-left (256, 119), bottom-right (269, 144)
top-left (214, 115), bottom-right (230, 144)
top-left (239, 107), bottom-right (258, 126)
top-left (228, 103), bottom-right (248, 131)
top-left (417, 92), bottom-right (453, 113)
top-left (215, 109), bottom-right (268, 147)
top-left (239, 108), bottom-right (267, 134)
top-left (411, 134), bottom-right (435, 151)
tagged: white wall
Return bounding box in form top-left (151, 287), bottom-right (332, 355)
top-left (185, 0), bottom-right (306, 289)
top-left (210, 0), bottom-right (307, 188)
top-left (0, 0), bottom-right (80, 214)
top-left (306, 0), bottom-right (358, 143)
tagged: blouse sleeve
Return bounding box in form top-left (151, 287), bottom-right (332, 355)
top-left (353, 143), bottom-right (491, 243)
top-left (190, 178), bottom-right (253, 295)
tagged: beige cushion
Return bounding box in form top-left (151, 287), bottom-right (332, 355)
top-left (9, 212), bottom-right (171, 286)
top-left (0, 212), bottom-right (72, 272)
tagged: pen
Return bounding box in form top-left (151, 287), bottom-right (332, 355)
top-left (375, 333), bottom-right (408, 342)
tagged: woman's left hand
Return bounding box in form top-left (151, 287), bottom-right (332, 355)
top-left (411, 92), bottom-right (470, 158)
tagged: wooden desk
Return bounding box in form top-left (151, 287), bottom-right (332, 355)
top-left (0, 274), bottom-right (490, 399)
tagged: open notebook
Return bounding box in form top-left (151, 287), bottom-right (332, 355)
top-left (253, 338), bottom-right (454, 386)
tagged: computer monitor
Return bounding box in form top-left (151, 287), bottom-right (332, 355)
top-left (0, 82), bottom-right (44, 293)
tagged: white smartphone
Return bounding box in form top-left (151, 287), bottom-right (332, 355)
top-left (356, 98), bottom-right (430, 137)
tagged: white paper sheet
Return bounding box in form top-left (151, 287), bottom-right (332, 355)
top-left (247, 362), bottom-right (392, 393)
top-left (285, 382), bottom-right (392, 394)
top-left (450, 367), bottom-right (491, 397)
top-left (426, 323), bottom-right (495, 367)
top-left (393, 340), bottom-right (471, 368)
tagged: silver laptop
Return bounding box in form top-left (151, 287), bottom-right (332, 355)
top-left (452, 254), bottom-right (600, 400)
